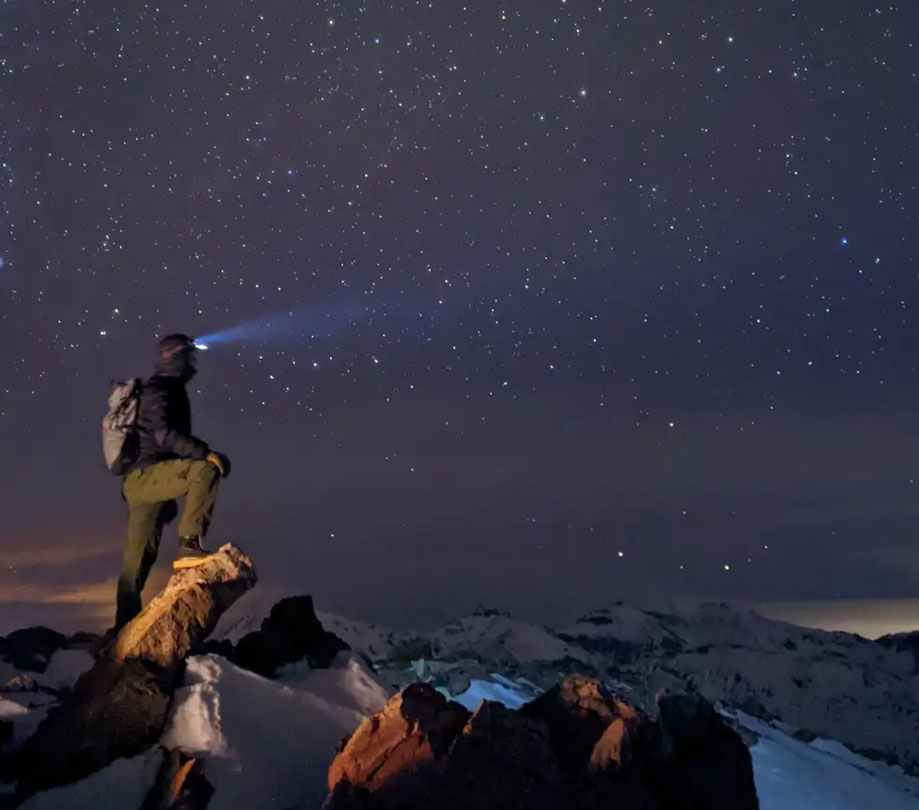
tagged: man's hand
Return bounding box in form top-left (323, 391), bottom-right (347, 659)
top-left (206, 452), bottom-right (231, 479)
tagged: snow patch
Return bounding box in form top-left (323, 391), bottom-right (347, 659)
top-left (449, 674), bottom-right (541, 711)
top-left (736, 712), bottom-right (919, 810)
top-left (38, 649), bottom-right (94, 691)
top-left (14, 747), bottom-right (162, 810)
top-left (162, 653), bottom-right (389, 810)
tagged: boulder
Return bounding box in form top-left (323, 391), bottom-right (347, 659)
top-left (2, 544), bottom-right (255, 807)
top-left (327, 682), bottom-right (469, 796)
top-left (0, 628), bottom-right (67, 673)
top-left (113, 544), bottom-right (257, 671)
top-left (230, 594), bottom-right (349, 677)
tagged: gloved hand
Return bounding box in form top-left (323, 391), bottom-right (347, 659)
top-left (206, 451), bottom-right (231, 479)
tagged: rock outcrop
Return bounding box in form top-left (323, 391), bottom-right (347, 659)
top-left (328, 682), bottom-right (470, 795)
top-left (206, 594), bottom-right (349, 677)
top-left (326, 674), bottom-right (758, 810)
top-left (232, 594), bottom-right (348, 675)
top-left (1, 544), bottom-right (255, 807)
top-left (0, 627), bottom-right (99, 674)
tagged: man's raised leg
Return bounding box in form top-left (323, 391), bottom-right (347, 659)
top-left (174, 459), bottom-right (221, 568)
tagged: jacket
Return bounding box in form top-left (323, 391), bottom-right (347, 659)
top-left (130, 354), bottom-right (209, 471)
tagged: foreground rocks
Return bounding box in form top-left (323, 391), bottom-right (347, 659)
top-left (327, 674), bottom-right (758, 810)
top-left (1, 544), bottom-right (255, 807)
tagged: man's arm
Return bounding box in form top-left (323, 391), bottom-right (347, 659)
top-left (145, 382), bottom-right (210, 459)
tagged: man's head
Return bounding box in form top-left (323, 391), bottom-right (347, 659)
top-left (156, 333), bottom-right (198, 380)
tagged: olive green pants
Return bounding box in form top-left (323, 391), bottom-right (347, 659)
top-left (115, 459), bottom-right (220, 628)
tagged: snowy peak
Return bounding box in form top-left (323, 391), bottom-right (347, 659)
top-left (429, 610), bottom-right (587, 665)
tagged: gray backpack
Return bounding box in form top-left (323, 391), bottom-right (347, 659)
top-left (102, 379), bottom-right (141, 475)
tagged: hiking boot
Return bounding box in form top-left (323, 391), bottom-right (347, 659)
top-left (173, 537), bottom-right (215, 569)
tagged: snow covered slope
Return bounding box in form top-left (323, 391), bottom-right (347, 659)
top-left (161, 652), bottom-right (391, 810)
top-left (738, 713), bottom-right (919, 810)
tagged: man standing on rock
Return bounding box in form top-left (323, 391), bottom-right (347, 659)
top-left (112, 333), bottom-right (231, 632)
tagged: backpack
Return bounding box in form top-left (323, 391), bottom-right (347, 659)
top-left (102, 379), bottom-right (142, 475)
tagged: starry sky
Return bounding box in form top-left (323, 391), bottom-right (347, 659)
top-left (1, 0), bottom-right (918, 632)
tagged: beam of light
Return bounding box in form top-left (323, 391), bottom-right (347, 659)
top-left (194, 294), bottom-right (435, 350)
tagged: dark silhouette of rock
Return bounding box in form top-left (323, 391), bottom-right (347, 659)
top-left (326, 675), bottom-right (759, 810)
top-left (230, 594), bottom-right (349, 677)
top-left (67, 631), bottom-right (104, 653)
top-left (441, 700), bottom-right (566, 810)
top-left (657, 693), bottom-right (759, 810)
top-left (0, 628), bottom-right (67, 673)
top-left (1, 544), bottom-right (255, 808)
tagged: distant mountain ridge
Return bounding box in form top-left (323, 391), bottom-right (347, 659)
top-left (253, 600), bottom-right (919, 776)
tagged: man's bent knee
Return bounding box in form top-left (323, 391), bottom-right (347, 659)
top-left (189, 458), bottom-right (219, 482)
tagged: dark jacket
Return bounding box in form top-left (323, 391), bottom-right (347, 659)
top-left (131, 354), bottom-right (209, 471)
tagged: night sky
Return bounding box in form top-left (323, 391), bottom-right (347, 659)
top-left (1, 1), bottom-right (918, 632)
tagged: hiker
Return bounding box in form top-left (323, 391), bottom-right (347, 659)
top-left (110, 333), bottom-right (231, 631)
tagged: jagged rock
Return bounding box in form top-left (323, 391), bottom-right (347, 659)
top-left (0, 628), bottom-right (67, 673)
top-left (327, 682), bottom-right (469, 796)
top-left (520, 674), bottom-right (644, 779)
top-left (139, 748), bottom-right (214, 810)
top-left (230, 594), bottom-right (349, 677)
top-left (2, 544), bottom-right (255, 807)
top-left (442, 700), bottom-right (566, 809)
top-left (326, 676), bottom-right (758, 810)
top-left (328, 691), bottom-right (564, 810)
top-left (524, 675), bottom-right (664, 809)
